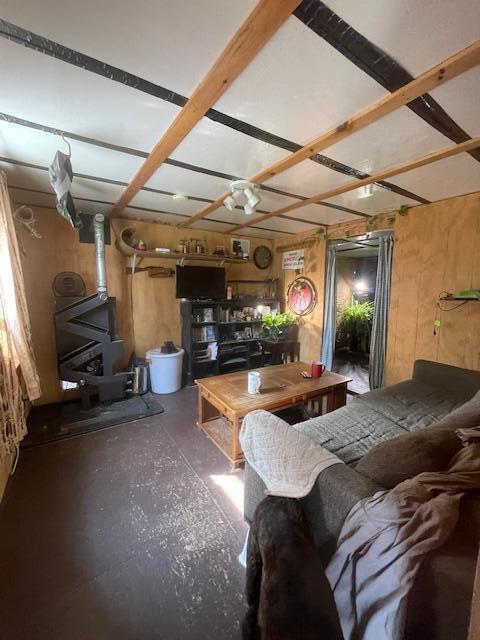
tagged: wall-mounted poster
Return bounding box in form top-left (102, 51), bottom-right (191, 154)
top-left (287, 277), bottom-right (317, 316)
top-left (282, 249), bottom-right (305, 270)
top-left (230, 238), bottom-right (250, 259)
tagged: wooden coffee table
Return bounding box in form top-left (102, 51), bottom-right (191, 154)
top-left (196, 362), bottom-right (351, 468)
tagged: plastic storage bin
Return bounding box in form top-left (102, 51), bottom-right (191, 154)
top-left (146, 348), bottom-right (184, 394)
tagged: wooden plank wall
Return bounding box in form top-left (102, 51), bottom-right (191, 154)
top-left (112, 220), bottom-right (277, 356)
top-left (17, 206), bottom-right (275, 404)
top-left (16, 191), bottom-right (480, 404)
top-left (275, 237), bottom-right (327, 363)
top-left (19, 208), bottom-right (134, 405)
top-left (275, 193), bottom-right (480, 377)
top-left (386, 192), bottom-right (480, 384)
top-left (274, 212), bottom-right (396, 364)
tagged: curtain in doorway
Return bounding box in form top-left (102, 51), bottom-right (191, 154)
top-left (0, 172), bottom-right (41, 461)
top-left (321, 246), bottom-right (337, 370)
top-left (369, 233), bottom-right (394, 389)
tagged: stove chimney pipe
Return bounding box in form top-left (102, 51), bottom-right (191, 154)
top-left (93, 213), bottom-right (108, 300)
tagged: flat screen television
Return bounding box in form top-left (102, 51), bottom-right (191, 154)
top-left (175, 265), bottom-right (226, 300)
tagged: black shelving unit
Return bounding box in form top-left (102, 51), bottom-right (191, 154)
top-left (180, 298), bottom-right (280, 385)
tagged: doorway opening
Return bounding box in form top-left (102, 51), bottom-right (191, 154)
top-left (332, 237), bottom-right (380, 394)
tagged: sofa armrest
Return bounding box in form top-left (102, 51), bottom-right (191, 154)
top-left (243, 460), bottom-right (381, 560)
top-left (301, 464), bottom-right (381, 560)
top-left (243, 461), bottom-right (268, 524)
top-left (413, 360), bottom-right (480, 400)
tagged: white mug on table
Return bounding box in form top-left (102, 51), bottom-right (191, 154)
top-left (248, 371), bottom-right (261, 394)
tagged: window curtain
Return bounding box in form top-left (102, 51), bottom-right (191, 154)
top-left (321, 245), bottom-right (337, 370)
top-left (0, 172), bottom-right (40, 460)
top-left (369, 233), bottom-right (394, 390)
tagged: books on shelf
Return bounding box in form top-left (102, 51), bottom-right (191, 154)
top-left (193, 342), bottom-right (217, 363)
top-left (193, 326), bottom-right (216, 342)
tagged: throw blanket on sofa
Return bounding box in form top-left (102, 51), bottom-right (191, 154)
top-left (240, 410), bottom-right (344, 498)
top-left (326, 443), bottom-right (480, 640)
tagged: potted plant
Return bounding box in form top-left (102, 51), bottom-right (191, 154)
top-left (261, 312), bottom-right (297, 342)
top-left (336, 298), bottom-right (374, 353)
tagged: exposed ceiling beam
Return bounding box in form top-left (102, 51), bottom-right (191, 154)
top-left (181, 40), bottom-right (480, 228)
top-left (8, 186), bottom-right (295, 236)
top-left (0, 20), bottom-right (427, 207)
top-left (111, 0), bottom-right (302, 215)
top-left (1, 114), bottom-right (367, 218)
top-left (294, 2), bottom-right (480, 165)
top-left (229, 137), bottom-right (480, 232)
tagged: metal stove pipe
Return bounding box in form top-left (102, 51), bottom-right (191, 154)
top-left (93, 213), bottom-right (108, 300)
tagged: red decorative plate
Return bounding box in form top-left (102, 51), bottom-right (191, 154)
top-left (287, 277), bottom-right (317, 316)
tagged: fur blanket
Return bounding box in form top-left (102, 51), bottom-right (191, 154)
top-left (243, 496), bottom-right (343, 640)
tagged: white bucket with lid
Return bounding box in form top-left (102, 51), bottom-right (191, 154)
top-left (146, 348), bottom-right (184, 394)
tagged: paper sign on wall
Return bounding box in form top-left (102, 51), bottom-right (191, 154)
top-left (282, 249), bottom-right (304, 270)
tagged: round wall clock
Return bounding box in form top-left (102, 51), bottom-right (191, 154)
top-left (287, 277), bottom-right (317, 316)
top-left (253, 245), bottom-right (272, 269)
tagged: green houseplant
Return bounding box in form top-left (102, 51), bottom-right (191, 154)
top-left (336, 298), bottom-right (374, 353)
top-left (261, 312), bottom-right (297, 342)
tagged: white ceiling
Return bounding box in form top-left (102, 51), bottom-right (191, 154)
top-left (429, 67), bottom-right (480, 136)
top-left (1, 0), bottom-right (479, 238)
top-left (0, 0), bottom-right (259, 97)
top-left (323, 107), bottom-right (451, 172)
top-left (325, 0), bottom-right (480, 77)
top-left (326, 186), bottom-right (420, 216)
top-left (214, 16), bottom-right (388, 144)
top-left (392, 154), bottom-right (480, 202)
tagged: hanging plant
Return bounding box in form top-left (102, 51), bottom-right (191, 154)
top-left (314, 226), bottom-right (328, 241)
top-left (337, 298), bottom-right (374, 353)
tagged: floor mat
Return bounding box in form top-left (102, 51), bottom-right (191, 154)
top-left (23, 392), bottom-right (165, 447)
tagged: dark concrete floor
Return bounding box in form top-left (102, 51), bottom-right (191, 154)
top-left (0, 387), bottom-right (248, 640)
top-left (332, 351), bottom-right (370, 395)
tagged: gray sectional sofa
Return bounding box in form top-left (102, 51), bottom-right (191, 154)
top-left (244, 360), bottom-right (480, 640)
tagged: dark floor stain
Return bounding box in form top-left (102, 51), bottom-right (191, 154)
top-left (0, 387), bottom-right (247, 640)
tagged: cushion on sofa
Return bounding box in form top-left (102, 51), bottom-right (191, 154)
top-left (355, 427), bottom-right (464, 489)
top-left (432, 389), bottom-right (480, 430)
top-left (292, 398), bottom-right (405, 465)
top-left (358, 380), bottom-right (466, 431)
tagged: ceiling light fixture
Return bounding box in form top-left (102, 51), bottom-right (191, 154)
top-left (244, 186), bottom-right (260, 209)
top-left (223, 180), bottom-right (261, 216)
top-left (354, 279), bottom-right (368, 293)
top-left (358, 183), bottom-right (375, 199)
top-left (223, 195), bottom-right (236, 211)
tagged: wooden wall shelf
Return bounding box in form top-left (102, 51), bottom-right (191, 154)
top-left (116, 227), bottom-right (250, 264)
top-left (126, 249), bottom-right (250, 264)
top-left (117, 245), bottom-right (251, 264)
